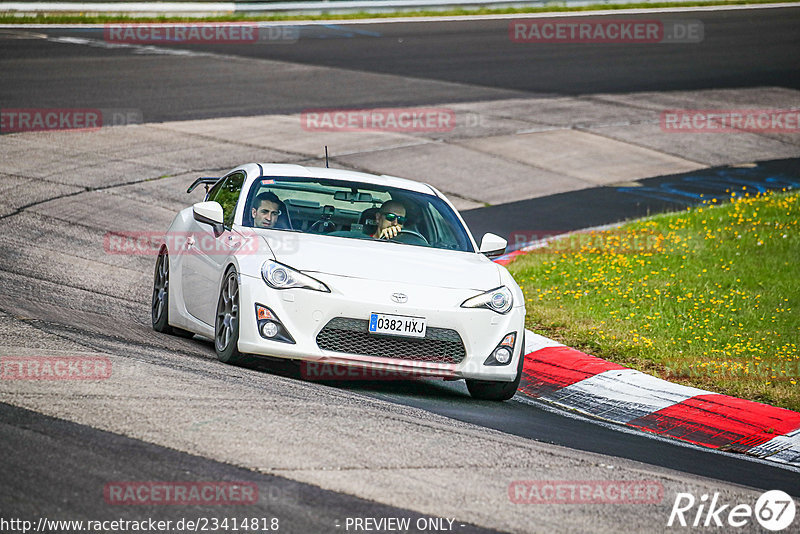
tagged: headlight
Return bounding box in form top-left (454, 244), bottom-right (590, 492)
top-left (461, 286), bottom-right (513, 314)
top-left (261, 261), bottom-right (330, 292)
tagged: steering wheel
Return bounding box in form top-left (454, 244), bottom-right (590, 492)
top-left (390, 229), bottom-right (429, 246)
top-left (309, 219), bottom-right (337, 234)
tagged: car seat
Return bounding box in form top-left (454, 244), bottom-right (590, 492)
top-left (359, 207), bottom-right (379, 236)
top-left (273, 199), bottom-right (292, 230)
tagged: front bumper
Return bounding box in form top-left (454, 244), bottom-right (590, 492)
top-left (236, 272), bottom-right (526, 381)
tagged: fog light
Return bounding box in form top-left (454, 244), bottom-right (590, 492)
top-left (494, 347), bottom-right (512, 364)
top-left (261, 321), bottom-right (279, 338)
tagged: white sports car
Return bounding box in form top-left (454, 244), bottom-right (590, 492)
top-left (152, 163), bottom-right (526, 400)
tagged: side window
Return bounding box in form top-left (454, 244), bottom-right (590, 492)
top-left (427, 204), bottom-right (452, 243)
top-left (207, 172), bottom-right (245, 228)
top-left (426, 202), bottom-right (471, 251)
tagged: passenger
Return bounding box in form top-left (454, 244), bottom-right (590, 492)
top-left (373, 200), bottom-right (406, 240)
top-left (251, 192), bottom-right (282, 229)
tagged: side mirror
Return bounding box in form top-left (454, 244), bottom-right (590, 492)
top-left (479, 233), bottom-right (507, 258)
top-left (193, 201), bottom-right (225, 235)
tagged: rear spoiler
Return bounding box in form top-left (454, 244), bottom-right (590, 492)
top-left (187, 177), bottom-right (221, 194)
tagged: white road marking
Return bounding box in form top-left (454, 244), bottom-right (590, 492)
top-left (48, 35), bottom-right (211, 55)
top-left (746, 427), bottom-right (800, 465)
top-left (542, 368), bottom-right (710, 424)
top-left (523, 329), bottom-right (564, 354)
top-left (513, 393), bottom-right (800, 473)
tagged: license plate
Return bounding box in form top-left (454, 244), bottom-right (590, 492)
top-left (369, 313), bottom-right (427, 338)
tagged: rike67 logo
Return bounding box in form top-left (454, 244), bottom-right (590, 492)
top-left (668, 490), bottom-right (796, 531)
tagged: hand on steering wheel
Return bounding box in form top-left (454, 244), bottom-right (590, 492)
top-left (375, 225), bottom-right (401, 240)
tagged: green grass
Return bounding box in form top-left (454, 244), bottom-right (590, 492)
top-left (508, 189), bottom-right (800, 412)
top-left (0, 0), bottom-right (795, 24)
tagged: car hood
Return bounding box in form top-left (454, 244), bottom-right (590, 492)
top-left (259, 232), bottom-right (500, 290)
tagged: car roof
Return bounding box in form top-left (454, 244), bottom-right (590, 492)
top-left (253, 163), bottom-right (437, 196)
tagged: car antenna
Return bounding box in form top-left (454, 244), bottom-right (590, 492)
top-left (325, 146), bottom-right (329, 168)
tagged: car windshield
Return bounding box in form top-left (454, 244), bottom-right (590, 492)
top-left (242, 176), bottom-right (474, 252)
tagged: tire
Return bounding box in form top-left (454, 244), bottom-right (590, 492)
top-left (466, 334), bottom-right (526, 401)
top-left (214, 268), bottom-right (247, 365)
top-left (151, 249), bottom-right (194, 338)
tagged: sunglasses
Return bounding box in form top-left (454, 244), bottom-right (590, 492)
top-left (381, 212), bottom-right (406, 224)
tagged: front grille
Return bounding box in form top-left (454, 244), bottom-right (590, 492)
top-left (316, 317), bottom-right (466, 364)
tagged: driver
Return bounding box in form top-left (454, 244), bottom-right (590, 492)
top-left (251, 192), bottom-right (282, 229)
top-left (373, 200), bottom-right (406, 240)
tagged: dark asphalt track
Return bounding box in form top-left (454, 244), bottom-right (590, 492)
top-left (1, 7), bottom-right (799, 121)
top-left (325, 379), bottom-right (800, 497)
top-left (461, 157), bottom-right (800, 243)
top-left (0, 402), bottom-right (500, 533)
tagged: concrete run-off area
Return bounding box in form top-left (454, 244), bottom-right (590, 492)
top-left (0, 88), bottom-right (798, 533)
top-left (3, 87), bottom-right (798, 213)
